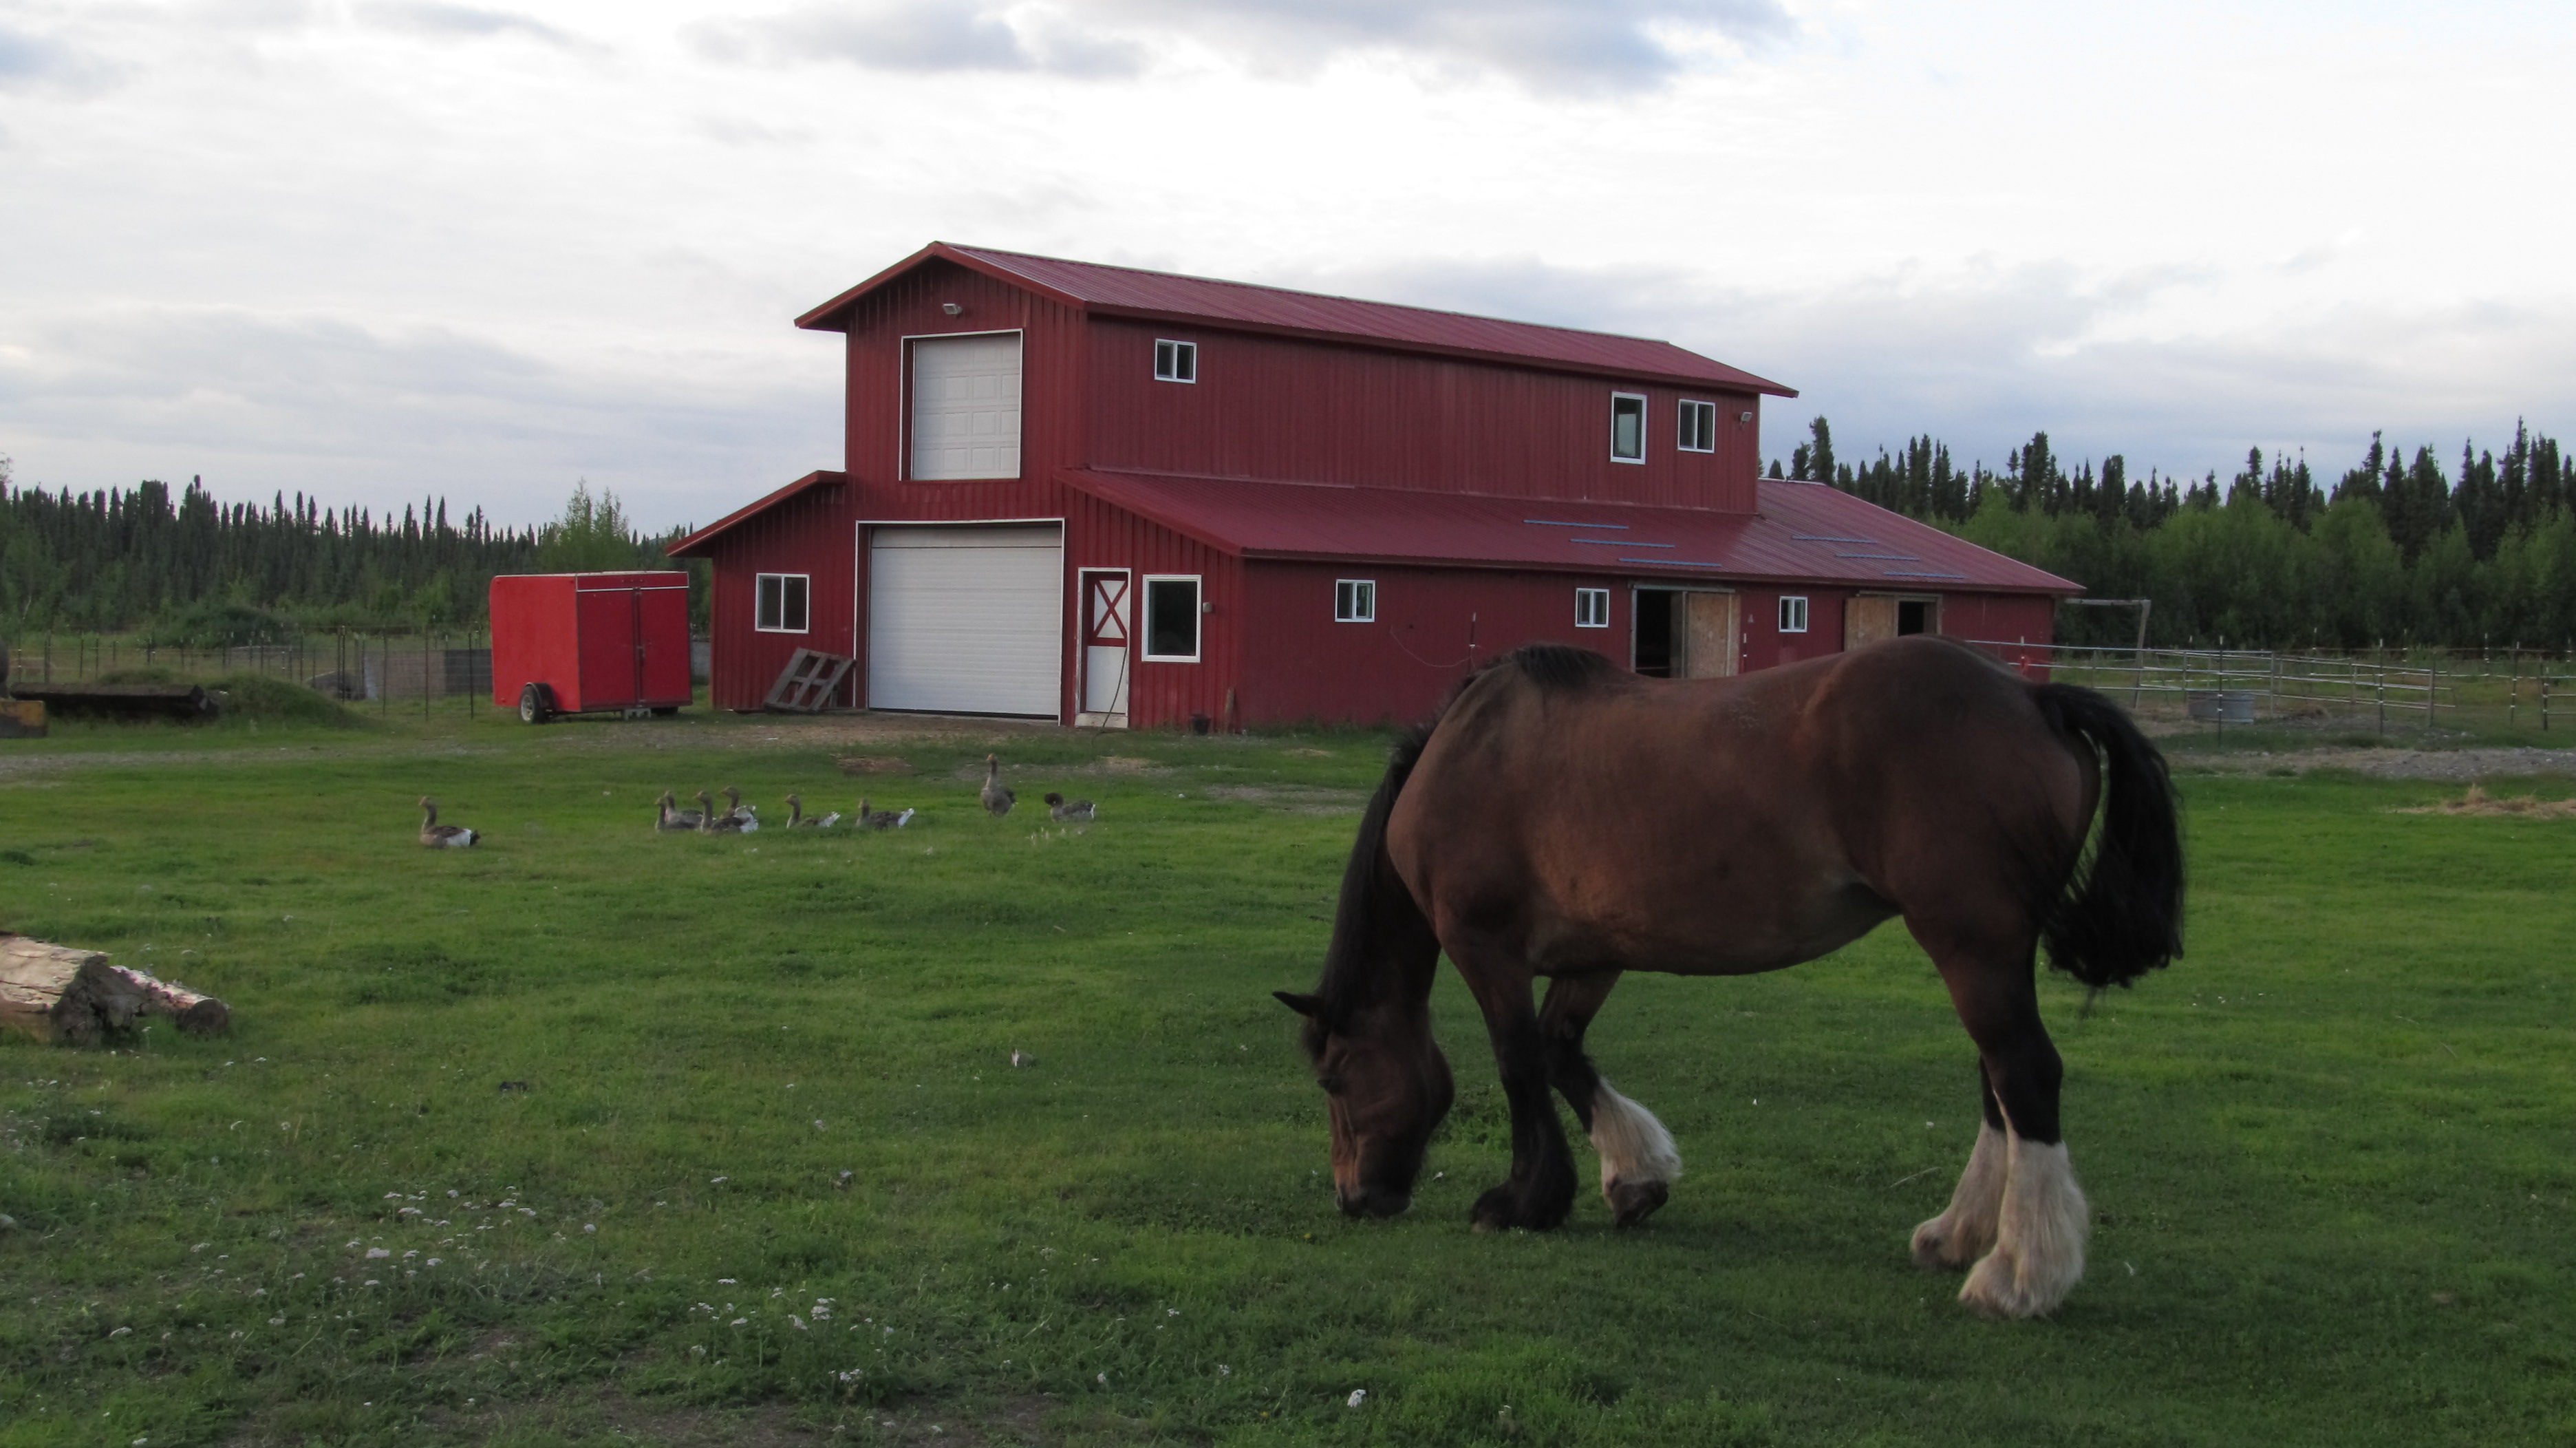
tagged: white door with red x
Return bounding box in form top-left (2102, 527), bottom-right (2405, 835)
top-left (1078, 569), bottom-right (1131, 727)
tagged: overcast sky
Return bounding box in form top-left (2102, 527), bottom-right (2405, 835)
top-left (3, 0), bottom-right (2570, 531)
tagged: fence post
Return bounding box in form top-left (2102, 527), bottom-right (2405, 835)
top-left (2429, 652), bottom-right (2440, 729)
top-left (2377, 672), bottom-right (2386, 738)
top-left (2546, 674), bottom-right (2553, 733)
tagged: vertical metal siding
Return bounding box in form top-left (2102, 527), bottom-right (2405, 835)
top-left (1238, 563), bottom-right (1630, 726)
top-left (1085, 319), bottom-right (1759, 512)
top-left (1064, 492), bottom-right (1241, 730)
top-left (704, 485), bottom-right (856, 712)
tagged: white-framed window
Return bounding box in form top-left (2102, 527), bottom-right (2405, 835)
top-left (1678, 399), bottom-right (1717, 452)
top-left (1335, 579), bottom-right (1375, 623)
top-left (1610, 392), bottom-right (1648, 462)
top-left (755, 573), bottom-right (810, 633)
top-left (1155, 339), bottom-right (1198, 383)
top-left (1141, 575), bottom-right (1202, 661)
top-left (1575, 587), bottom-right (1611, 628)
top-left (1779, 595), bottom-right (1810, 634)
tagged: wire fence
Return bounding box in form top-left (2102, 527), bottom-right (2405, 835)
top-left (1, 630), bottom-right (495, 716)
top-left (1961, 639), bottom-right (2576, 737)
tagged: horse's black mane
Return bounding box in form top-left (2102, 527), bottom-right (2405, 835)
top-left (1300, 646), bottom-right (1618, 1039)
top-left (1490, 642), bottom-right (1620, 694)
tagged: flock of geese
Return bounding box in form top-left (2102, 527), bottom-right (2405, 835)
top-left (416, 754), bottom-right (1096, 849)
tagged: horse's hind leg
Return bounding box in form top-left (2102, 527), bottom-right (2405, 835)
top-left (1910, 1067), bottom-right (2007, 1269)
top-left (1920, 948), bottom-right (2090, 1319)
top-left (1539, 972), bottom-right (1681, 1226)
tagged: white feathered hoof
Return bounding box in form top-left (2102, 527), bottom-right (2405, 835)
top-left (1955, 1138), bottom-right (2088, 1319)
top-left (1911, 1212), bottom-right (1987, 1271)
top-left (1911, 1122), bottom-right (2007, 1270)
top-left (1604, 1175), bottom-right (1669, 1228)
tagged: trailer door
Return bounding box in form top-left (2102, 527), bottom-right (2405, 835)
top-left (638, 582), bottom-right (692, 704)
top-left (576, 583), bottom-right (641, 711)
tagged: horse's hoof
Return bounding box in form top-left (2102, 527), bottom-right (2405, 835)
top-left (1957, 1246), bottom-right (2072, 1319)
top-left (1606, 1177), bottom-right (1668, 1227)
top-left (1910, 1214), bottom-right (1990, 1271)
top-left (1470, 1184), bottom-right (1567, 1233)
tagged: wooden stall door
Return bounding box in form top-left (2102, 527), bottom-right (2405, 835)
top-left (1846, 595), bottom-right (1898, 650)
top-left (1681, 592), bottom-right (1740, 679)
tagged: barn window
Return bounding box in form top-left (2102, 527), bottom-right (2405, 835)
top-left (1575, 587), bottom-right (1610, 628)
top-left (1333, 579), bottom-right (1375, 623)
top-left (1678, 400), bottom-right (1717, 453)
top-left (1610, 393), bottom-right (1647, 462)
top-left (1155, 339), bottom-right (1198, 383)
top-left (755, 573), bottom-right (810, 633)
top-left (1778, 595), bottom-right (1809, 633)
top-left (1142, 575), bottom-right (1202, 661)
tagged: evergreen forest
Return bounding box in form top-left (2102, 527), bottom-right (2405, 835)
top-left (5, 418), bottom-right (2573, 652)
top-left (0, 463), bottom-right (694, 644)
top-left (1779, 418), bottom-right (2576, 650)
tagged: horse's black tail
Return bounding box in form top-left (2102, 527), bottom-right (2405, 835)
top-left (1278, 723), bottom-right (1442, 1041)
top-left (2032, 683), bottom-right (2186, 990)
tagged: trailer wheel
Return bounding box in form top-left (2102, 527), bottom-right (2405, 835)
top-left (518, 683), bottom-right (556, 724)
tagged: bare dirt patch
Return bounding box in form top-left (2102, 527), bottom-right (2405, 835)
top-left (2174, 746), bottom-right (2576, 781)
top-left (1197, 782), bottom-right (1366, 814)
top-left (2395, 783), bottom-right (2576, 817)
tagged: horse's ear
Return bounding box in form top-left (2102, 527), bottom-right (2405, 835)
top-left (1274, 990), bottom-right (1322, 1017)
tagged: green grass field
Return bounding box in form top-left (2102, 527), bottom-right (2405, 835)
top-left (2, 701), bottom-right (2573, 1447)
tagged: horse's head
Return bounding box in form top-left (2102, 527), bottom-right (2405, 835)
top-left (1276, 990), bottom-right (1454, 1218)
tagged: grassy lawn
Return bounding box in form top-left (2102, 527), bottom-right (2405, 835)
top-left (1, 701), bottom-right (2572, 1446)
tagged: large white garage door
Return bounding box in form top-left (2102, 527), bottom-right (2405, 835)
top-left (910, 334), bottom-right (1022, 480)
top-left (868, 524), bottom-right (1062, 716)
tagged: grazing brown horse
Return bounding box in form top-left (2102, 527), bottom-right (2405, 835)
top-left (1278, 637), bottom-right (2184, 1319)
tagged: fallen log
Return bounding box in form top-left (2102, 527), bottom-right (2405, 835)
top-left (0, 935), bottom-right (230, 1044)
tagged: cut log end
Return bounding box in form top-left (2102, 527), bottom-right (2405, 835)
top-left (0, 935), bottom-right (231, 1044)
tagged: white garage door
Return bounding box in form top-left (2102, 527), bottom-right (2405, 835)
top-left (868, 524), bottom-right (1062, 716)
top-left (910, 334), bottom-right (1022, 480)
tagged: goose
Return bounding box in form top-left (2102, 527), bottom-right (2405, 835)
top-left (696, 790), bottom-right (747, 834)
top-left (857, 798), bottom-right (914, 831)
top-left (1043, 791), bottom-right (1095, 823)
top-left (722, 786), bottom-right (760, 833)
top-left (654, 790), bottom-right (704, 832)
top-left (418, 796), bottom-right (479, 848)
top-left (980, 754), bottom-right (1016, 818)
top-left (784, 794), bottom-right (841, 829)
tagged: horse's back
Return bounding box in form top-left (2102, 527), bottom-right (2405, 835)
top-left (1387, 639), bottom-right (2091, 975)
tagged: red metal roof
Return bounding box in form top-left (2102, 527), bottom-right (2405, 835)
top-left (1060, 471), bottom-right (2079, 595)
top-left (666, 470), bottom-right (844, 557)
top-left (798, 242), bottom-right (1796, 396)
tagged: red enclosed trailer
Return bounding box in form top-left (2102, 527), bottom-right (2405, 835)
top-left (489, 572), bottom-right (693, 723)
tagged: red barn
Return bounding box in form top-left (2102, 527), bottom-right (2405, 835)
top-left (669, 243), bottom-right (2076, 727)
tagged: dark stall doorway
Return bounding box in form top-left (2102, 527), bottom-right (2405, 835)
top-left (1898, 598), bottom-right (1938, 636)
top-left (1633, 588), bottom-right (1677, 677)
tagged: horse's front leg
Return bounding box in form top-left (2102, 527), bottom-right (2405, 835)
top-left (1453, 945), bottom-right (1578, 1232)
top-left (1540, 972), bottom-right (1682, 1226)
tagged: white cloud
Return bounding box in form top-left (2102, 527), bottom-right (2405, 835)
top-left (0, 17), bottom-right (114, 92)
top-left (0, 306), bottom-right (836, 529)
top-left (687, 0), bottom-right (1792, 90)
top-left (361, 3), bottom-right (592, 48)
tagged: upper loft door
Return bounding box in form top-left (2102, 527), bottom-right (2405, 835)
top-left (910, 333), bottom-right (1022, 480)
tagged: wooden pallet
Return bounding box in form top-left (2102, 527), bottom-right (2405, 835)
top-left (763, 649), bottom-right (855, 712)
